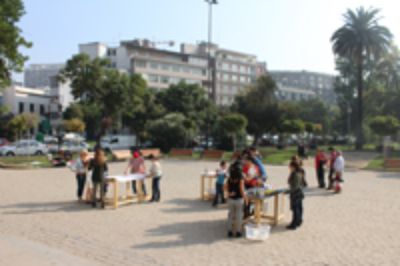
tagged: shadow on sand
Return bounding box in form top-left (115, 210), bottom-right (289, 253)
top-left (0, 201), bottom-right (96, 215)
top-left (162, 198), bottom-right (227, 213)
top-left (303, 187), bottom-right (335, 198)
top-left (378, 172), bottom-right (400, 179)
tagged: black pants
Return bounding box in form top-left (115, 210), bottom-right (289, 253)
top-left (132, 180), bottom-right (147, 196)
top-left (76, 174), bottom-right (86, 199)
top-left (317, 166), bottom-right (325, 188)
top-left (151, 176), bottom-right (161, 201)
top-left (290, 196), bottom-right (303, 227)
top-left (212, 183), bottom-right (225, 206)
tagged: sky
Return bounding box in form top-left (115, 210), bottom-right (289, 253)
top-left (14, 0), bottom-right (400, 82)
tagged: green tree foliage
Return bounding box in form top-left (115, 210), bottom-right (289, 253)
top-left (0, 0), bottom-right (32, 88)
top-left (281, 119), bottom-right (305, 134)
top-left (219, 113), bottom-right (248, 151)
top-left (146, 113), bottom-right (192, 153)
top-left (63, 118), bottom-right (86, 133)
top-left (233, 75), bottom-right (280, 145)
top-left (7, 113), bottom-right (39, 139)
top-left (369, 116), bottom-right (400, 137)
top-left (331, 7), bottom-right (393, 149)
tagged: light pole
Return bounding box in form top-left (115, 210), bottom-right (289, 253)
top-left (205, 0), bottom-right (217, 100)
top-left (204, 0), bottom-right (217, 150)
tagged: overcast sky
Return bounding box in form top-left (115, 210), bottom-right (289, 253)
top-left (14, 0), bottom-right (400, 81)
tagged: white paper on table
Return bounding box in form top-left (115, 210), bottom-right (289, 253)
top-left (106, 174), bottom-right (146, 182)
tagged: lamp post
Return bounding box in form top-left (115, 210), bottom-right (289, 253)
top-left (204, 0), bottom-right (217, 150)
top-left (205, 0), bottom-right (217, 100)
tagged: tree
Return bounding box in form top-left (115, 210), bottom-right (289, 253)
top-left (63, 118), bottom-right (86, 133)
top-left (146, 113), bottom-right (192, 153)
top-left (63, 103), bottom-right (84, 120)
top-left (331, 7), bottom-right (393, 149)
top-left (369, 116), bottom-right (400, 137)
top-left (7, 113), bottom-right (39, 139)
top-left (233, 75), bottom-right (280, 145)
top-left (219, 113), bottom-right (248, 151)
top-left (281, 119), bottom-right (305, 134)
top-left (0, 0), bottom-right (32, 88)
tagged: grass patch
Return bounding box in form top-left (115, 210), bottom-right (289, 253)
top-left (0, 155), bottom-right (52, 168)
top-left (365, 156), bottom-right (384, 171)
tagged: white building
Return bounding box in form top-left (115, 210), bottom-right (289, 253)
top-left (24, 64), bottom-right (65, 88)
top-left (275, 84), bottom-right (316, 101)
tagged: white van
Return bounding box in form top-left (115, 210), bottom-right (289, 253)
top-left (100, 135), bottom-right (136, 153)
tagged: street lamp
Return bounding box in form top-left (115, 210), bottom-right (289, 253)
top-left (205, 0), bottom-right (218, 100)
top-left (204, 0), bottom-right (218, 150)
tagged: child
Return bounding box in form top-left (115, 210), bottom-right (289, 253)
top-left (291, 155), bottom-right (307, 188)
top-left (224, 161), bottom-right (248, 238)
top-left (149, 154), bottom-right (162, 202)
top-left (212, 160), bottom-right (227, 207)
top-left (89, 147), bottom-right (108, 209)
top-left (75, 150), bottom-right (89, 202)
top-left (287, 161), bottom-right (305, 230)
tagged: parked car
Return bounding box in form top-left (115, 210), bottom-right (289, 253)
top-left (60, 140), bottom-right (89, 153)
top-left (100, 135), bottom-right (137, 153)
top-left (0, 140), bottom-right (48, 156)
top-left (0, 138), bottom-right (9, 147)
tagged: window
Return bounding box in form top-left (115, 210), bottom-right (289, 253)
top-left (232, 75), bottom-right (238, 82)
top-left (192, 68), bottom-right (202, 76)
top-left (135, 60), bottom-right (146, 68)
top-left (172, 65), bottom-right (180, 72)
top-left (148, 75), bottom-right (159, 83)
top-left (240, 76), bottom-right (247, 83)
top-left (161, 64), bottom-right (170, 71)
top-left (160, 76), bottom-right (169, 84)
top-left (231, 64), bottom-right (238, 72)
top-left (19, 102), bottom-right (24, 113)
top-left (150, 62), bottom-right (158, 69)
top-left (107, 48), bottom-right (117, 56)
top-left (222, 74), bottom-right (229, 81)
top-left (40, 105), bottom-right (45, 116)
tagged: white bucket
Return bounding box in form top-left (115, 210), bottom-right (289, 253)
top-left (245, 223), bottom-right (271, 241)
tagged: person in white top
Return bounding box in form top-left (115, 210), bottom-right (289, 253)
top-left (74, 150), bottom-right (89, 202)
top-left (149, 154), bottom-right (162, 202)
top-left (333, 151), bottom-right (345, 193)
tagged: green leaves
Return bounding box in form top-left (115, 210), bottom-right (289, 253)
top-left (0, 0), bottom-right (32, 88)
top-left (369, 116), bottom-right (400, 137)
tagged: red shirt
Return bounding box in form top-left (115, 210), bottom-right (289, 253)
top-left (315, 152), bottom-right (327, 169)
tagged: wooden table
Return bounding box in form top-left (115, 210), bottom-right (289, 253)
top-left (244, 189), bottom-right (288, 226)
top-left (200, 172), bottom-right (217, 201)
top-left (105, 174), bottom-right (151, 209)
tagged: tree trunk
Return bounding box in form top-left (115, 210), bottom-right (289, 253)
top-left (252, 133), bottom-right (259, 147)
top-left (355, 57), bottom-right (364, 150)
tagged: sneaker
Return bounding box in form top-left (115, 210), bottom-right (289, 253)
top-left (286, 224), bottom-right (297, 230)
top-left (236, 232), bottom-right (242, 238)
top-left (228, 231), bottom-right (233, 238)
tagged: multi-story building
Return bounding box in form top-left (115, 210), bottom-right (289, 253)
top-left (275, 85), bottom-right (316, 101)
top-left (79, 39), bottom-right (267, 105)
top-left (269, 70), bottom-right (336, 104)
top-left (79, 40), bottom-right (210, 91)
top-left (24, 64), bottom-right (65, 88)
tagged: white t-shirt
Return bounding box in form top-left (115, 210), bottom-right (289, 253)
top-left (334, 155), bottom-right (345, 173)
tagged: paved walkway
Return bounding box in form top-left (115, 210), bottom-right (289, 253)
top-left (0, 159), bottom-right (399, 265)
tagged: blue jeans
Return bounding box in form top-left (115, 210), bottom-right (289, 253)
top-left (151, 176), bottom-right (161, 201)
top-left (76, 174), bottom-right (86, 199)
top-left (212, 183), bottom-right (225, 206)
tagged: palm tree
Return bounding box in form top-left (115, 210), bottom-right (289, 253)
top-left (331, 7), bottom-right (392, 150)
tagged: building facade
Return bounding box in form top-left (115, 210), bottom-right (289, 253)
top-left (79, 39), bottom-right (267, 105)
top-left (269, 70), bottom-right (336, 104)
top-left (24, 64), bottom-right (65, 88)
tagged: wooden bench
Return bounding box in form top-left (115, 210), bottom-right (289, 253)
top-left (112, 150), bottom-right (131, 161)
top-left (384, 159), bottom-right (400, 169)
top-left (141, 149), bottom-right (161, 158)
top-left (170, 148), bottom-right (193, 157)
top-left (202, 150), bottom-right (224, 160)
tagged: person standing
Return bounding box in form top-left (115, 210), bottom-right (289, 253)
top-left (74, 150), bottom-right (89, 202)
top-left (327, 147), bottom-right (338, 190)
top-left (89, 148), bottom-right (108, 208)
top-left (334, 151), bottom-right (345, 193)
top-left (315, 149), bottom-right (327, 188)
top-left (124, 150), bottom-right (146, 195)
top-left (149, 154), bottom-right (162, 202)
top-left (287, 161), bottom-right (305, 230)
top-left (212, 160), bottom-right (227, 207)
top-left (224, 161), bottom-right (248, 238)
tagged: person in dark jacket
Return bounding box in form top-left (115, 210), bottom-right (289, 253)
top-left (287, 161), bottom-right (305, 230)
top-left (89, 147), bottom-right (108, 208)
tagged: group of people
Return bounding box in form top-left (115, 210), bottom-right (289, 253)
top-left (315, 147), bottom-right (345, 192)
top-left (71, 147), bottom-right (162, 209)
top-left (211, 147), bottom-right (305, 238)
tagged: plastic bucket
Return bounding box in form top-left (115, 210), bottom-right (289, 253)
top-left (245, 223), bottom-right (271, 241)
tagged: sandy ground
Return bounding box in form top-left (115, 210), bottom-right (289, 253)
top-left (0, 158), bottom-right (399, 266)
